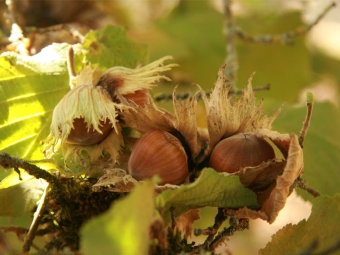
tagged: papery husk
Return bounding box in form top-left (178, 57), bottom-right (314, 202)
top-left (120, 87), bottom-right (203, 163)
top-left (60, 123), bottom-right (124, 172)
top-left (119, 93), bottom-right (175, 133)
top-left (236, 132), bottom-right (304, 223)
top-left (98, 56), bottom-right (178, 97)
top-left (202, 65), bottom-right (283, 157)
top-left (172, 86), bottom-right (203, 161)
top-left (43, 85), bottom-right (127, 163)
top-left (174, 209), bottom-right (201, 238)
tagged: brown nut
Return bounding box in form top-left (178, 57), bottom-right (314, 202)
top-left (128, 130), bottom-right (188, 185)
top-left (66, 117), bottom-right (113, 146)
top-left (209, 132), bottom-right (275, 173)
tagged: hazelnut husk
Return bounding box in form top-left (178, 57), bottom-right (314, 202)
top-left (128, 130), bottom-right (189, 185)
top-left (209, 132), bottom-right (275, 173)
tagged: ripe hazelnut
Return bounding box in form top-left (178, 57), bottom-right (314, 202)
top-left (66, 117), bottom-right (113, 145)
top-left (123, 89), bottom-right (149, 106)
top-left (209, 133), bottom-right (275, 173)
top-left (128, 130), bottom-right (188, 185)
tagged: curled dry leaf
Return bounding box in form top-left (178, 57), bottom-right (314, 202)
top-left (174, 209), bottom-right (201, 238)
top-left (92, 168), bottom-right (138, 193)
top-left (236, 131), bottom-right (304, 223)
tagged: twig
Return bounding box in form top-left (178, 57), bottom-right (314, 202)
top-left (22, 183), bottom-right (49, 253)
top-left (0, 226), bottom-right (27, 236)
top-left (209, 218), bottom-right (249, 251)
top-left (235, 2), bottom-right (336, 45)
top-left (192, 208), bottom-right (227, 252)
top-left (170, 207), bottom-right (176, 230)
top-left (0, 152), bottom-right (64, 195)
top-left (67, 46), bottom-right (77, 89)
top-left (223, 0), bottom-right (238, 87)
top-left (153, 84), bottom-right (270, 102)
top-left (293, 177), bottom-right (321, 197)
top-left (299, 92), bottom-right (314, 148)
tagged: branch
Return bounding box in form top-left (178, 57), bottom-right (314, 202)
top-left (293, 177), bottom-right (321, 198)
top-left (223, 0), bottom-right (238, 87)
top-left (235, 2), bottom-right (336, 45)
top-left (22, 183), bottom-right (49, 253)
top-left (0, 152), bottom-right (64, 194)
top-left (153, 84), bottom-right (270, 102)
top-left (192, 208), bottom-right (228, 251)
top-left (209, 218), bottom-right (249, 251)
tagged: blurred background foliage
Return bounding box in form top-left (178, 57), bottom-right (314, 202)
top-left (0, 0), bottom-right (340, 254)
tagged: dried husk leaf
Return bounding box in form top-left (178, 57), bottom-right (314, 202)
top-left (98, 56), bottom-right (178, 97)
top-left (92, 168), bottom-right (138, 193)
top-left (120, 94), bottom-right (175, 133)
top-left (76, 66), bottom-right (102, 87)
top-left (235, 133), bottom-right (303, 223)
top-left (121, 87), bottom-right (204, 163)
top-left (172, 86), bottom-right (202, 161)
top-left (239, 159), bottom-right (285, 192)
top-left (174, 209), bottom-right (201, 238)
top-left (43, 85), bottom-right (128, 163)
top-left (202, 65), bottom-right (282, 157)
top-left (61, 124), bottom-right (124, 171)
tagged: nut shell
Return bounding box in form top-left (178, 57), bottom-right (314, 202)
top-left (128, 130), bottom-right (188, 185)
top-left (209, 133), bottom-right (275, 173)
top-left (66, 117), bottom-right (112, 145)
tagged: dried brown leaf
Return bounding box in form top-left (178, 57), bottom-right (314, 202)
top-left (92, 168), bottom-right (138, 192)
top-left (172, 86), bottom-right (202, 161)
top-left (256, 128), bottom-right (291, 158)
top-left (174, 209), bottom-right (201, 238)
top-left (239, 159), bottom-right (285, 191)
top-left (120, 94), bottom-right (175, 134)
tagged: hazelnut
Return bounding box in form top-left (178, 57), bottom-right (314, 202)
top-left (209, 133), bottom-right (275, 173)
top-left (66, 117), bottom-right (113, 146)
top-left (128, 130), bottom-right (188, 185)
top-left (123, 89), bottom-right (149, 106)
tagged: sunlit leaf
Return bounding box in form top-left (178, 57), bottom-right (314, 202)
top-left (0, 178), bottom-right (46, 217)
top-left (81, 180), bottom-right (155, 255)
top-left (156, 168), bottom-right (259, 225)
top-left (0, 43), bottom-right (71, 161)
top-left (259, 194), bottom-right (340, 255)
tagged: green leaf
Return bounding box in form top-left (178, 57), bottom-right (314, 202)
top-left (156, 168), bottom-right (259, 225)
top-left (0, 178), bottom-right (46, 217)
top-left (81, 180), bottom-right (155, 255)
top-left (0, 25), bottom-right (148, 166)
top-left (0, 43), bottom-right (71, 161)
top-left (270, 101), bottom-right (340, 198)
top-left (82, 25), bottom-right (148, 69)
top-left (259, 194), bottom-right (340, 255)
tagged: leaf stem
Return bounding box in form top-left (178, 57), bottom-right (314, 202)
top-left (299, 92), bottom-right (314, 148)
